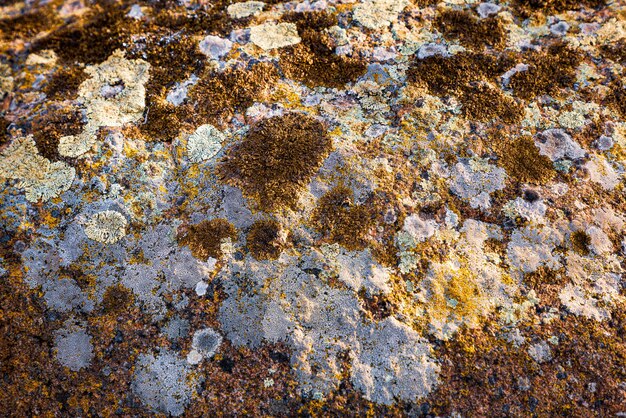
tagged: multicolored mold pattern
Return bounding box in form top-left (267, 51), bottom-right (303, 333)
top-left (1, 0), bottom-right (625, 416)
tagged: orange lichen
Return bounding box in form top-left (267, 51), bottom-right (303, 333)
top-left (246, 219), bottom-right (284, 260)
top-left (218, 113), bottom-right (332, 211)
top-left (177, 218), bottom-right (237, 260)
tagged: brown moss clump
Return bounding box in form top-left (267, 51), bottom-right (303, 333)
top-left (101, 284), bottom-right (134, 313)
top-left (139, 97), bottom-right (190, 142)
top-left (497, 136), bottom-right (556, 184)
top-left (311, 185), bottom-right (376, 250)
top-left (280, 11), bottom-right (367, 88)
top-left (459, 83), bottom-right (524, 123)
top-left (189, 63), bottom-right (279, 124)
top-left (435, 9), bottom-right (506, 50)
top-left (359, 289), bottom-right (396, 321)
top-left (0, 8), bottom-right (61, 41)
top-left (570, 230), bottom-right (591, 256)
top-left (606, 82), bottom-right (626, 119)
top-left (246, 219), bottom-right (284, 260)
top-left (218, 113), bottom-right (332, 211)
top-left (31, 105), bottom-right (85, 161)
top-left (0, 116), bottom-right (8, 147)
top-left (512, 0), bottom-right (607, 18)
top-left (177, 219), bottom-right (237, 260)
top-left (600, 39), bottom-right (626, 66)
top-left (34, 5), bottom-right (138, 64)
top-left (408, 52), bottom-right (522, 123)
top-left (44, 66), bottom-right (88, 101)
top-left (509, 42), bottom-right (583, 100)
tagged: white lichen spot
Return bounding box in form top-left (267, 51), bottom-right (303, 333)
top-left (528, 341), bottom-right (552, 363)
top-left (199, 35), bottom-right (233, 60)
top-left (0, 136), bottom-right (75, 202)
top-left (227, 1), bottom-right (265, 19)
top-left (449, 158), bottom-right (506, 210)
top-left (353, 0), bottom-right (410, 30)
top-left (187, 124), bottom-right (226, 163)
top-left (191, 328), bottom-right (222, 359)
top-left (507, 225), bottom-right (562, 275)
top-left (535, 128), bottom-right (585, 161)
top-left (249, 22), bottom-right (301, 50)
top-left (83, 210), bottom-right (128, 244)
top-left (584, 154), bottom-right (620, 190)
top-left (59, 50), bottom-right (150, 157)
top-left (54, 323), bottom-right (94, 371)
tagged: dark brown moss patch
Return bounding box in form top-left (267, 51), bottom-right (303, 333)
top-left (0, 116), bottom-right (8, 147)
top-left (31, 105), bottom-right (85, 161)
top-left (177, 218), bottom-right (237, 261)
top-left (43, 66), bottom-right (88, 101)
top-left (435, 9), bottom-right (506, 50)
top-left (459, 83), bottom-right (524, 123)
top-left (279, 11), bottom-right (367, 88)
top-left (497, 136), bottom-right (556, 184)
top-left (570, 230), bottom-right (591, 256)
top-left (246, 219), bottom-right (284, 260)
top-left (0, 8), bottom-right (61, 41)
top-left (512, 0), bottom-right (607, 19)
top-left (607, 82), bottom-right (626, 119)
top-left (600, 39), bottom-right (626, 66)
top-left (408, 52), bottom-right (522, 123)
top-left (218, 113), bottom-right (332, 211)
top-left (140, 97), bottom-right (189, 142)
top-left (189, 63), bottom-right (279, 124)
top-left (311, 184), bottom-right (376, 250)
top-left (509, 42), bottom-right (583, 100)
top-left (101, 284), bottom-right (134, 313)
top-left (34, 5), bottom-right (138, 65)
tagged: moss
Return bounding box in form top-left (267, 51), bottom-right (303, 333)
top-left (44, 66), bottom-right (88, 101)
top-left (218, 113), bottom-right (332, 211)
top-left (359, 289), bottom-right (396, 321)
top-left (311, 185), bottom-right (376, 250)
top-left (189, 63), bottom-right (279, 124)
top-left (177, 218), bottom-right (237, 260)
top-left (279, 11), bottom-right (367, 88)
top-left (140, 98), bottom-right (189, 142)
top-left (570, 230), bottom-right (591, 256)
top-left (246, 219), bottom-right (283, 260)
top-left (607, 82), bottom-right (626, 119)
top-left (509, 42), bottom-right (583, 100)
top-left (0, 116), bottom-right (8, 147)
top-left (101, 284), bottom-right (134, 313)
top-left (31, 105), bottom-right (85, 161)
top-left (434, 9), bottom-right (506, 50)
top-left (497, 137), bottom-right (556, 184)
top-left (511, 0), bottom-right (607, 18)
top-left (0, 8), bottom-right (61, 41)
top-left (34, 4), bottom-right (138, 65)
top-left (459, 83), bottom-right (524, 123)
top-left (407, 51), bottom-right (514, 95)
top-left (600, 39), bottom-right (626, 66)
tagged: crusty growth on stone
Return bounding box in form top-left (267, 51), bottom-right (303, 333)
top-left (218, 113), bottom-right (332, 211)
top-left (246, 219), bottom-right (284, 260)
top-left (177, 218), bottom-right (237, 260)
top-left (83, 210), bottom-right (128, 244)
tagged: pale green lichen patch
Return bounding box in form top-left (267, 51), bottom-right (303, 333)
top-left (186, 124), bottom-right (225, 163)
top-left (249, 22), bottom-right (301, 50)
top-left (83, 210), bottom-right (128, 244)
top-left (0, 135), bottom-right (75, 202)
top-left (59, 49), bottom-right (150, 157)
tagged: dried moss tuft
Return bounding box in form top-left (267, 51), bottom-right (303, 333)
top-left (570, 230), bottom-right (591, 256)
top-left (218, 113), bottom-right (332, 211)
top-left (31, 106), bottom-right (85, 161)
top-left (509, 42), bottom-right (583, 100)
top-left (511, 0), bottom-right (607, 18)
top-left (279, 11), bottom-right (367, 88)
top-left (311, 185), bottom-right (376, 250)
top-left (177, 219), bottom-right (237, 261)
top-left (246, 219), bottom-right (284, 260)
top-left (435, 9), bottom-right (506, 50)
top-left (497, 137), bottom-right (556, 185)
top-left (459, 83), bottom-right (524, 123)
top-left (101, 284), bottom-right (134, 313)
top-left (44, 67), bottom-right (88, 101)
top-left (189, 63), bottom-right (279, 124)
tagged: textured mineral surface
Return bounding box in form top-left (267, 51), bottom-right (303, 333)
top-left (1, 0), bottom-right (625, 416)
